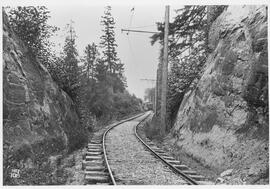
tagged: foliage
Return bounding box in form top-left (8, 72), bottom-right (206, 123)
top-left (99, 6), bottom-right (126, 92)
top-left (7, 6), bottom-right (142, 132)
top-left (51, 23), bottom-right (80, 101)
top-left (6, 6), bottom-right (58, 68)
top-left (151, 6), bottom-right (209, 128)
top-left (112, 91), bottom-right (142, 118)
top-left (144, 116), bottom-right (164, 141)
top-left (80, 73), bottom-right (142, 122)
top-left (151, 5), bottom-right (208, 61)
top-left (73, 6), bottom-right (142, 129)
top-left (82, 43), bottom-right (99, 83)
top-left (61, 28), bottom-right (80, 99)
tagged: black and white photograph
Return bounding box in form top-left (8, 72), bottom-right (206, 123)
top-left (1, 0), bottom-right (269, 186)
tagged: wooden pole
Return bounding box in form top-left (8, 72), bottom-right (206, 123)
top-left (155, 68), bottom-right (158, 115)
top-left (160, 5), bottom-right (170, 135)
top-left (156, 61), bottom-right (162, 116)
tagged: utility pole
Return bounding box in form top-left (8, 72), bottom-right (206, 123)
top-left (156, 60), bottom-right (163, 117)
top-left (160, 5), bottom-right (170, 135)
top-left (155, 70), bottom-right (159, 115)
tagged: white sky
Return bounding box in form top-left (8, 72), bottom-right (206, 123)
top-left (45, 4), bottom-right (179, 100)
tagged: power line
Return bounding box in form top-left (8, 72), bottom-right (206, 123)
top-left (127, 7), bottom-right (157, 34)
top-left (128, 6), bottom-right (135, 35)
top-left (127, 34), bottom-right (135, 61)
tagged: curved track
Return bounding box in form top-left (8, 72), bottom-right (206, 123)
top-left (83, 113), bottom-right (143, 185)
top-left (134, 117), bottom-right (198, 185)
top-left (102, 113), bottom-right (146, 185)
top-left (83, 112), bottom-right (210, 185)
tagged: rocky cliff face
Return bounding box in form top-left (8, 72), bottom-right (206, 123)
top-left (169, 5), bottom-right (268, 183)
top-left (3, 13), bottom-right (87, 184)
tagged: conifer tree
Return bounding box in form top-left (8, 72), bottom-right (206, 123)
top-left (83, 43), bottom-right (99, 83)
top-left (99, 6), bottom-right (125, 92)
top-left (61, 22), bottom-right (80, 100)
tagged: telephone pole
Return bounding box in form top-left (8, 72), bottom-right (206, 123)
top-left (160, 5), bottom-right (170, 135)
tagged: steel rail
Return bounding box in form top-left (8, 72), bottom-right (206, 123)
top-left (102, 112), bottom-right (148, 185)
top-left (134, 118), bottom-right (199, 185)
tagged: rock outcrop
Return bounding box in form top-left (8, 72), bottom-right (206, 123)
top-left (3, 12), bottom-right (88, 184)
top-left (170, 5), bottom-right (268, 184)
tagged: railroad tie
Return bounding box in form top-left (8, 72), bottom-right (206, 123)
top-left (150, 147), bottom-right (161, 151)
top-left (155, 150), bottom-right (166, 154)
top-left (85, 165), bottom-right (106, 171)
top-left (91, 140), bottom-right (102, 144)
top-left (85, 170), bottom-right (109, 176)
top-left (83, 160), bottom-right (104, 169)
top-left (174, 164), bottom-right (189, 170)
top-left (88, 143), bottom-right (102, 146)
top-left (166, 160), bottom-right (180, 164)
top-left (85, 155), bottom-right (103, 161)
top-left (85, 175), bottom-right (109, 184)
top-left (88, 147), bottom-right (102, 150)
top-left (88, 148), bottom-right (102, 152)
top-left (188, 174), bottom-right (205, 181)
top-left (161, 155), bottom-right (175, 160)
top-left (196, 181), bottom-right (214, 185)
top-left (181, 170), bottom-right (197, 175)
top-left (86, 151), bottom-right (103, 155)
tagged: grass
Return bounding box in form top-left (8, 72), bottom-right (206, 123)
top-left (144, 116), bottom-right (164, 142)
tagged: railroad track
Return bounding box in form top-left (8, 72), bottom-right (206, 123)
top-left (83, 112), bottom-right (212, 185)
top-left (135, 115), bottom-right (213, 185)
top-left (83, 113), bottom-right (144, 185)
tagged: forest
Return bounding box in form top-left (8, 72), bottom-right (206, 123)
top-left (5, 6), bottom-right (143, 131)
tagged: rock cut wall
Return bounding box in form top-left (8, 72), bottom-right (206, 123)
top-left (3, 12), bottom-right (88, 184)
top-left (170, 5), bottom-right (268, 183)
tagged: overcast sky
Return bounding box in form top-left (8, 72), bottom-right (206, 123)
top-left (46, 4), bottom-right (179, 100)
top-left (4, 0), bottom-right (263, 100)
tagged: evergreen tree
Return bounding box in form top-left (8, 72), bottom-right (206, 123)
top-left (151, 6), bottom-right (208, 61)
top-left (61, 22), bottom-right (80, 100)
top-left (99, 6), bottom-right (125, 92)
top-left (83, 43), bottom-right (99, 82)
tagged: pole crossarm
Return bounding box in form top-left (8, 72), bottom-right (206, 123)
top-left (121, 29), bottom-right (160, 34)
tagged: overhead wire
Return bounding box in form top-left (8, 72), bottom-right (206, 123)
top-left (128, 7), bottom-right (135, 35)
top-left (127, 7), bottom-right (136, 61)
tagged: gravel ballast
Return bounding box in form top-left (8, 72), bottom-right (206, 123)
top-left (106, 116), bottom-right (188, 185)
